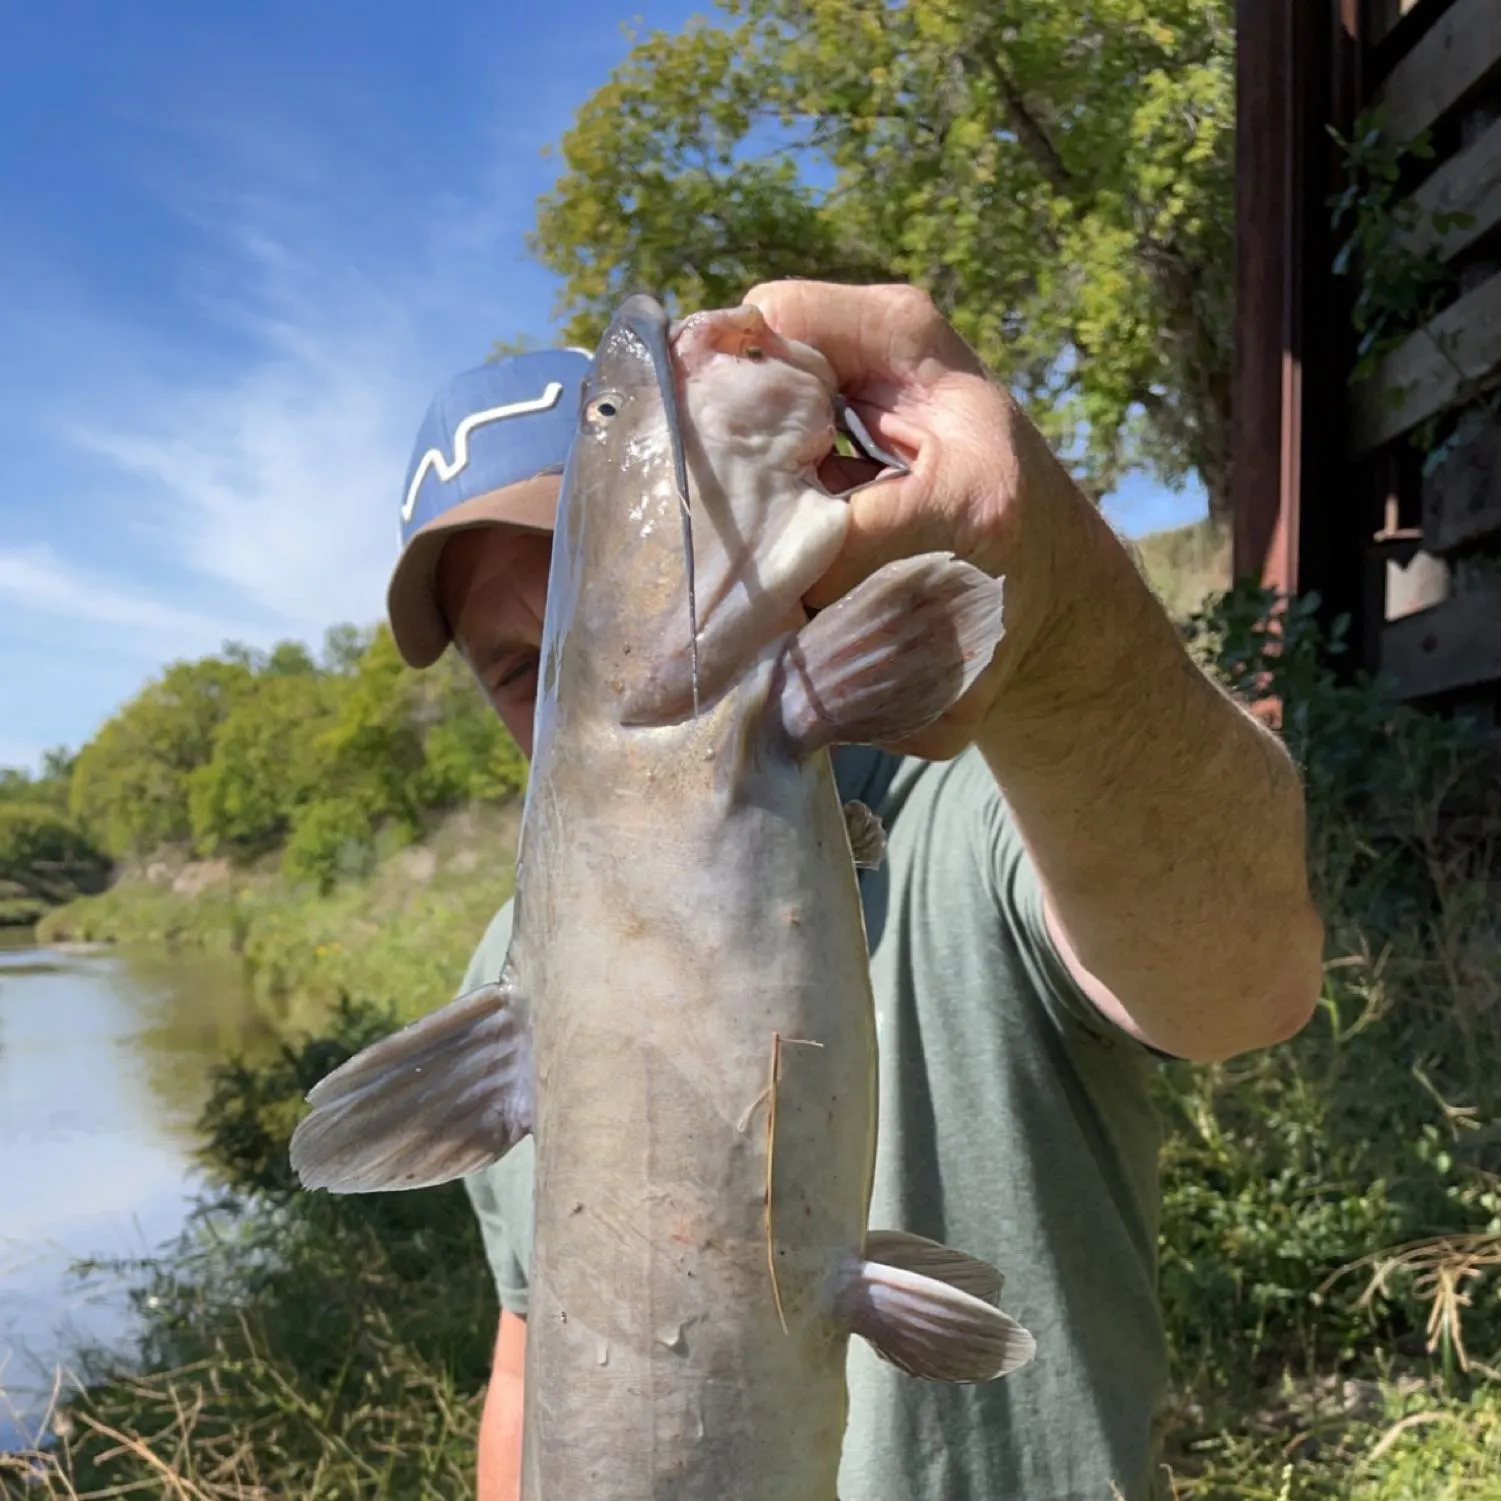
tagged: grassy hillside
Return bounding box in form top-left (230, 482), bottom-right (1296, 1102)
top-left (39, 803), bottom-right (521, 1036)
top-left (1128, 516), bottom-right (1233, 623)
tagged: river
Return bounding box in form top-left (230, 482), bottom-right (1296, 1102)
top-left (0, 928), bottom-right (273, 1450)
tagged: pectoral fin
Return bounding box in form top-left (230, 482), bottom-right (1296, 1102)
top-left (863, 1229), bottom-right (1003, 1304)
top-left (289, 971), bottom-right (532, 1194)
top-left (835, 1242), bottom-right (1035, 1383)
top-left (769, 553), bottom-right (1005, 759)
top-left (842, 800), bottom-right (887, 870)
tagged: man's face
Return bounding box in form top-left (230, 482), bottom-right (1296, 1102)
top-left (435, 526), bottom-right (553, 759)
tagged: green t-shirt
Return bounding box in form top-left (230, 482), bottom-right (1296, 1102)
top-left (460, 745), bottom-right (1168, 1501)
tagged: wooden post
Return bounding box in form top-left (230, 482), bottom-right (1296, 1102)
top-left (1230, 0), bottom-right (1294, 593)
top-left (1232, 0), bottom-right (1374, 674)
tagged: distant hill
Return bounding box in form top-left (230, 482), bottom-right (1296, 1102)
top-left (1124, 517), bottom-right (1232, 623)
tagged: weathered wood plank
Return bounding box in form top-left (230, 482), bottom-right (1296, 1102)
top-left (1350, 268), bottom-right (1501, 454)
top-left (1423, 413), bottom-right (1501, 550)
top-left (1374, 0), bottom-right (1501, 142)
top-left (1397, 114), bottom-right (1501, 262)
top-left (1382, 588), bottom-right (1501, 698)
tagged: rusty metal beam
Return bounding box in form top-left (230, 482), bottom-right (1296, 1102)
top-left (1232, 0), bottom-right (1379, 672)
top-left (1231, 0), bottom-right (1295, 593)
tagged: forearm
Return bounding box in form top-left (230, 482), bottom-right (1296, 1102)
top-left (977, 429), bottom-right (1324, 1062)
top-left (477, 1312), bottom-right (527, 1501)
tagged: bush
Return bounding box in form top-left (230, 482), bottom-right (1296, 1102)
top-left (283, 798), bottom-right (378, 895)
top-left (1159, 581), bottom-right (1501, 1477)
top-left (0, 802), bottom-right (107, 913)
top-left (0, 803), bottom-right (101, 872)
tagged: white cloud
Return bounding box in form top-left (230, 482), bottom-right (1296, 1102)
top-left (0, 545), bottom-right (252, 641)
top-left (55, 217), bottom-right (485, 635)
top-left (18, 100), bottom-right (562, 646)
top-left (0, 53), bottom-right (585, 767)
top-left (66, 346), bottom-right (415, 635)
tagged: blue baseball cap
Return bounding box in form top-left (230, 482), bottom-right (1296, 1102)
top-left (387, 348), bottom-right (592, 667)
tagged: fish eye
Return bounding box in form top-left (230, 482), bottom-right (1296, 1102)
top-left (585, 393), bottom-right (622, 426)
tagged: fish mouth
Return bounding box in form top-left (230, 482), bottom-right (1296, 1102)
top-left (609, 293), bottom-right (703, 717)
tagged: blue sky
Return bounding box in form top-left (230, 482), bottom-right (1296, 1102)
top-left (0, 0), bottom-right (1206, 774)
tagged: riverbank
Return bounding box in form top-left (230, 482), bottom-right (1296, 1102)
top-left (0, 934), bottom-right (272, 1455)
top-left (37, 803), bottom-right (521, 1038)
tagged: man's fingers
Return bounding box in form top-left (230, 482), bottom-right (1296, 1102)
top-left (742, 280), bottom-right (887, 388)
top-left (742, 279), bottom-right (959, 391)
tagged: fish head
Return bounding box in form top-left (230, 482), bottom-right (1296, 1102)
top-left (535, 293), bottom-right (701, 732)
top-left (538, 294), bottom-right (854, 735)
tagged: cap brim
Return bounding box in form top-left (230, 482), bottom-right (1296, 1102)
top-left (387, 473), bottom-right (561, 669)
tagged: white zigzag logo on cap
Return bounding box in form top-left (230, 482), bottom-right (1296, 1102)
top-left (401, 381), bottom-right (565, 524)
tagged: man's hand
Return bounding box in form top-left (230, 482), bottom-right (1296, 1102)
top-left (744, 278), bottom-right (1324, 1064)
top-left (742, 279), bottom-right (1071, 761)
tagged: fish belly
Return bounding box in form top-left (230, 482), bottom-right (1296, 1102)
top-left (520, 797), bottom-right (875, 1501)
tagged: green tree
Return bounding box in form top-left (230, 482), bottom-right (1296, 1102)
top-left (531, 0), bottom-right (1234, 513)
top-left (70, 657), bottom-right (257, 858)
top-left (265, 640), bottom-right (318, 678)
top-left (55, 620), bottom-right (528, 875)
top-left (321, 624), bottom-right (374, 676)
top-left (409, 647), bottom-right (529, 807)
top-left (0, 750), bottom-right (74, 812)
top-left (0, 802), bottom-right (107, 908)
top-left (189, 674), bottom-right (341, 856)
top-left (0, 768), bottom-right (36, 804)
top-left (315, 625), bottom-right (428, 832)
top-left (315, 625), bottom-right (528, 828)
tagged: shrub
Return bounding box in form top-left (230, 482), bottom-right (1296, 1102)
top-left (283, 799), bottom-right (377, 895)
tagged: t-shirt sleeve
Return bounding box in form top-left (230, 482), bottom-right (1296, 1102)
top-left (976, 766), bottom-right (1152, 1053)
top-left (454, 899), bottom-right (534, 1316)
top-left (464, 1146), bottom-right (534, 1318)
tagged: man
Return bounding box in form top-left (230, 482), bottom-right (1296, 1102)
top-left (386, 282), bottom-right (1324, 1501)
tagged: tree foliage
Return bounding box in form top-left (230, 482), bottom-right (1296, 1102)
top-left (0, 803), bottom-right (102, 878)
top-left (531, 0), bottom-right (1235, 512)
top-left (69, 657), bottom-right (259, 858)
top-left (62, 628), bottom-right (527, 874)
top-left (188, 674), bottom-right (341, 856)
top-left (0, 751), bottom-right (75, 813)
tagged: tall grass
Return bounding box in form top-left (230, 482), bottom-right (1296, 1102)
top-left (1151, 584), bottom-right (1501, 1495)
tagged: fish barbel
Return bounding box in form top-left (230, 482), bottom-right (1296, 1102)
top-left (290, 293), bottom-right (1036, 1498)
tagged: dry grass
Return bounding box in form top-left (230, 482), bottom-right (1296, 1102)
top-left (1126, 516), bottom-right (1233, 622)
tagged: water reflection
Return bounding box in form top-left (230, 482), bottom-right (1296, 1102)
top-left (0, 933), bottom-right (272, 1448)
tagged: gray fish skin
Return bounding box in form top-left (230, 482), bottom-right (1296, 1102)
top-left (289, 294), bottom-right (1035, 1501)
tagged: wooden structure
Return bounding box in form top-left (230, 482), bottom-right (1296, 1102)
top-left (1234, 0), bottom-right (1501, 721)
